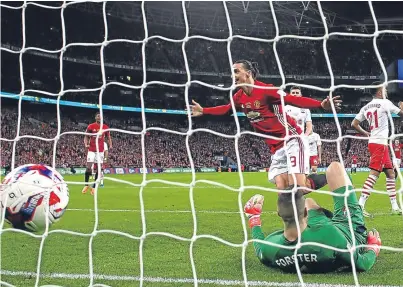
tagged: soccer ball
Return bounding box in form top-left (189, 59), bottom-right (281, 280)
top-left (0, 164), bottom-right (69, 232)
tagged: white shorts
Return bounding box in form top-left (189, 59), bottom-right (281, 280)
top-left (104, 142), bottom-right (108, 151)
top-left (394, 158), bottom-right (401, 168)
top-left (351, 164), bottom-right (357, 168)
top-left (87, 151), bottom-right (104, 163)
top-left (268, 137), bottom-right (310, 183)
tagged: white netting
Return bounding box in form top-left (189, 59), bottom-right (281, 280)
top-left (0, 1), bottom-right (403, 287)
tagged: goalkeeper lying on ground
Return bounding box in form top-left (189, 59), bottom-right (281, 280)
top-left (244, 162), bottom-right (381, 273)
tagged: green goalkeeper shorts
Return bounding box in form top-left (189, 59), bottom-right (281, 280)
top-left (331, 185), bottom-right (367, 246)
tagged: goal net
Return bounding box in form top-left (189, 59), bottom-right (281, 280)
top-left (1, 1), bottom-right (403, 287)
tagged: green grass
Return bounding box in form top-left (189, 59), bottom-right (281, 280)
top-left (1, 172), bottom-right (403, 287)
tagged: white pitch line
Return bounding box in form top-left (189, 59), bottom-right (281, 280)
top-left (66, 208), bottom-right (393, 216)
top-left (0, 270), bottom-right (399, 287)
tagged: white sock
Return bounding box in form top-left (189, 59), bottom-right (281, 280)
top-left (386, 178), bottom-right (399, 210)
top-left (359, 174), bottom-right (378, 207)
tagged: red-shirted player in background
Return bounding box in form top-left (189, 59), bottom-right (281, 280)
top-left (351, 153), bottom-right (358, 175)
top-left (82, 112), bottom-right (112, 195)
top-left (393, 139), bottom-right (403, 178)
top-left (190, 60), bottom-right (342, 192)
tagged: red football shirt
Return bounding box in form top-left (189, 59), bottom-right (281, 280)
top-left (352, 155), bottom-right (358, 164)
top-left (203, 81), bottom-right (322, 153)
top-left (394, 143), bottom-right (403, 159)
top-left (86, 122), bottom-right (110, 152)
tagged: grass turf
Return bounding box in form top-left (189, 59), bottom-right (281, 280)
top-left (1, 172), bottom-right (402, 287)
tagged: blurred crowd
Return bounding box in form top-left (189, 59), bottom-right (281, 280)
top-left (2, 105), bottom-right (402, 170)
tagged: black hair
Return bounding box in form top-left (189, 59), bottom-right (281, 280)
top-left (277, 189), bottom-right (306, 227)
top-left (290, 86), bottom-right (301, 91)
top-left (235, 60), bottom-right (259, 79)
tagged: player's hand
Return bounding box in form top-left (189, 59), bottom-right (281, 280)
top-left (321, 95), bottom-right (342, 111)
top-left (189, 100), bottom-right (204, 117)
top-left (244, 194), bottom-right (264, 228)
top-left (366, 229), bottom-right (381, 256)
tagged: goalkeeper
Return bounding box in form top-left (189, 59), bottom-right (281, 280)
top-left (244, 162), bottom-right (381, 273)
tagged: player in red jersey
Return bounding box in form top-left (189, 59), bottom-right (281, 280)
top-left (351, 153), bottom-right (358, 175)
top-left (393, 139), bottom-right (403, 179)
top-left (82, 113), bottom-right (112, 195)
top-left (352, 84), bottom-right (403, 217)
top-left (393, 139), bottom-right (402, 168)
top-left (190, 60), bottom-right (341, 192)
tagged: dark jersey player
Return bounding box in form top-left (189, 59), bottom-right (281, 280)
top-left (244, 162), bottom-right (381, 273)
top-left (190, 60), bottom-right (342, 191)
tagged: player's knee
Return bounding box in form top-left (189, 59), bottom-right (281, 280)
top-left (326, 162), bottom-right (343, 177)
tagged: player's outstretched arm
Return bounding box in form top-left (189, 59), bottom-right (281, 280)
top-left (267, 90), bottom-right (342, 110)
top-left (189, 100), bottom-right (232, 117)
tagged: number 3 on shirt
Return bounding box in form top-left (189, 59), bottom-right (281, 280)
top-left (366, 110), bottom-right (379, 130)
top-left (290, 156), bottom-right (297, 167)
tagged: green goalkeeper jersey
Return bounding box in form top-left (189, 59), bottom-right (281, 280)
top-left (251, 209), bottom-right (376, 273)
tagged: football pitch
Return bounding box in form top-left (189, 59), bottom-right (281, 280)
top-left (1, 172), bottom-right (403, 287)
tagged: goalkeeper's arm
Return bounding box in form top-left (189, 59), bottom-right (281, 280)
top-left (244, 195), bottom-right (275, 265)
top-left (337, 229), bottom-right (380, 272)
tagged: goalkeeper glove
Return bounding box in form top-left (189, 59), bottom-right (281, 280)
top-left (244, 194), bottom-right (264, 228)
top-left (366, 228), bottom-right (381, 257)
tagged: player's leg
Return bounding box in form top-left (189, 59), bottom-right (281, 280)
top-left (269, 147), bottom-right (289, 190)
top-left (310, 156), bottom-right (318, 174)
top-left (306, 173), bottom-right (328, 190)
top-left (91, 163), bottom-right (96, 180)
top-left (393, 158), bottom-right (401, 180)
top-left (101, 150), bottom-right (108, 187)
top-left (326, 162), bottom-right (368, 246)
top-left (383, 150), bottom-right (401, 214)
top-left (91, 153), bottom-right (104, 195)
top-left (359, 144), bottom-right (383, 216)
top-left (286, 137), bottom-right (310, 191)
top-left (83, 152), bottom-right (94, 194)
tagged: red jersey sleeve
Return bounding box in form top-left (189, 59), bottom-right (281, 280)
top-left (264, 88), bottom-right (322, 109)
top-left (203, 91), bottom-right (241, 115)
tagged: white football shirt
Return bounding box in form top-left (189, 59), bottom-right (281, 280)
top-left (308, 132), bottom-right (321, 156)
top-left (355, 98), bottom-right (400, 145)
top-left (285, 105), bottom-right (312, 133)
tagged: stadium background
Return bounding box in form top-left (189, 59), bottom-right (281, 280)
top-left (1, 1), bottom-right (403, 175)
top-left (1, 2), bottom-right (403, 287)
